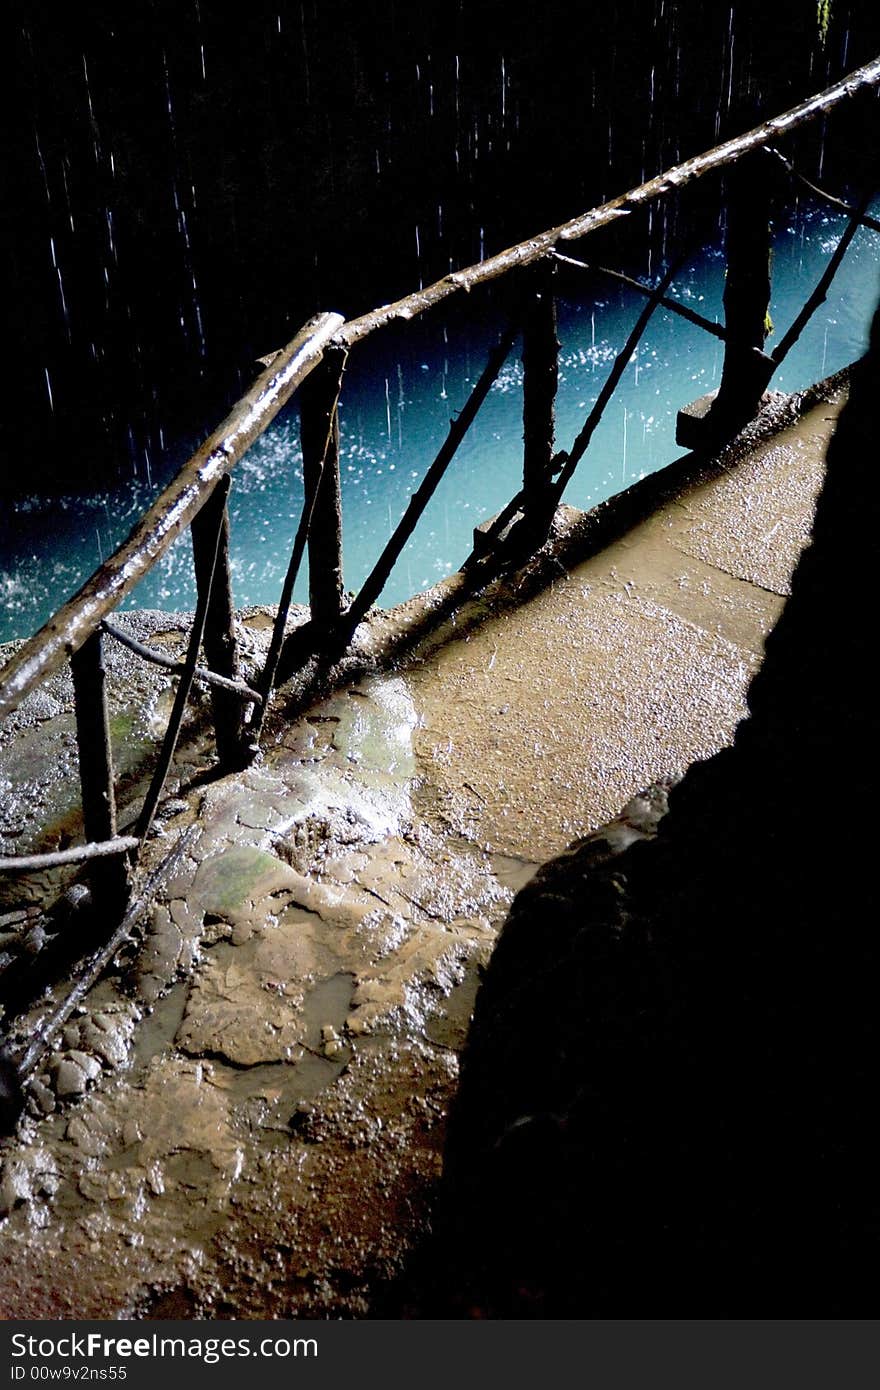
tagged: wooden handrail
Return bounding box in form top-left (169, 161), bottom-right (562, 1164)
top-left (0, 312), bottom-right (343, 718)
top-left (2, 59), bottom-right (878, 722)
top-left (331, 58), bottom-right (880, 348)
top-left (0, 58), bottom-right (876, 1061)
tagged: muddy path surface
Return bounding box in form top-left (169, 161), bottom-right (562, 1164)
top-left (0, 382), bottom-right (842, 1317)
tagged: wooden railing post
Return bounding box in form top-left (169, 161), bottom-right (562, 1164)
top-left (191, 478), bottom-right (244, 768)
top-left (137, 477), bottom-right (232, 843)
top-left (521, 261), bottom-right (559, 511)
top-left (699, 152), bottom-right (775, 441)
top-left (70, 632), bottom-right (130, 917)
top-left (299, 348), bottom-right (346, 631)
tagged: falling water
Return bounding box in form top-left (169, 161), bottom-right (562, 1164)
top-left (2, 198), bottom-right (877, 646)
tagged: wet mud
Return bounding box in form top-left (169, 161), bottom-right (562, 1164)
top-left (0, 384), bottom-right (843, 1316)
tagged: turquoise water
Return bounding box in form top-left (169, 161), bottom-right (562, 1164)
top-left (2, 200), bottom-right (878, 645)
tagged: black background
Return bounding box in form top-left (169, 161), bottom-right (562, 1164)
top-left (2, 0), bottom-right (878, 492)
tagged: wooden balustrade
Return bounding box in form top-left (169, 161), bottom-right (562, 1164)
top-left (0, 61), bottom-right (877, 939)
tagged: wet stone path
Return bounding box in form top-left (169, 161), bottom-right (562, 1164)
top-left (0, 379), bottom-right (843, 1317)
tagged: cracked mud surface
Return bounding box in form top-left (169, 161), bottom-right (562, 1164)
top-left (0, 386), bottom-right (842, 1317)
top-left (0, 669), bottom-right (506, 1318)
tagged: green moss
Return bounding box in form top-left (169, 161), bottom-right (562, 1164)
top-left (817, 0), bottom-right (832, 46)
top-left (109, 711), bottom-right (136, 741)
top-left (109, 708), bottom-right (157, 784)
top-left (194, 845), bottom-right (287, 915)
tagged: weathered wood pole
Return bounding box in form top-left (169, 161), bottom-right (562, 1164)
top-left (521, 262), bottom-right (559, 511)
top-left (341, 326), bottom-right (517, 640)
top-left (556, 260), bottom-right (679, 500)
top-left (0, 312), bottom-right (343, 721)
top-left (707, 152), bottom-right (775, 436)
top-left (136, 477), bottom-right (231, 845)
top-left (70, 632), bottom-right (130, 916)
top-left (299, 348), bottom-right (346, 632)
top-left (191, 480), bottom-right (244, 767)
top-left (770, 189), bottom-right (871, 367)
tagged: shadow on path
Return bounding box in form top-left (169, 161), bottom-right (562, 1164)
top-left (382, 285), bottom-right (880, 1317)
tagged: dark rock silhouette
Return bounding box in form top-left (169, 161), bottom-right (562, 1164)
top-left (423, 284), bottom-right (880, 1316)
top-left (0, 1050), bottom-right (23, 1138)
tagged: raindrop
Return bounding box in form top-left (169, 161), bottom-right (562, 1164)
top-left (34, 133), bottom-right (50, 205)
top-left (162, 49), bottom-right (176, 134)
top-left (82, 54), bottom-right (95, 121)
top-left (647, 208), bottom-right (654, 279)
top-left (56, 266), bottom-right (71, 336)
top-left (621, 406), bottom-right (628, 483)
top-left (106, 208), bottom-right (117, 262)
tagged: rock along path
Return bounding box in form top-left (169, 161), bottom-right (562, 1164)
top-left (0, 378), bottom-right (843, 1317)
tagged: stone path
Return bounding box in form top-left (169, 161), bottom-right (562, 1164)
top-left (0, 379), bottom-right (843, 1317)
